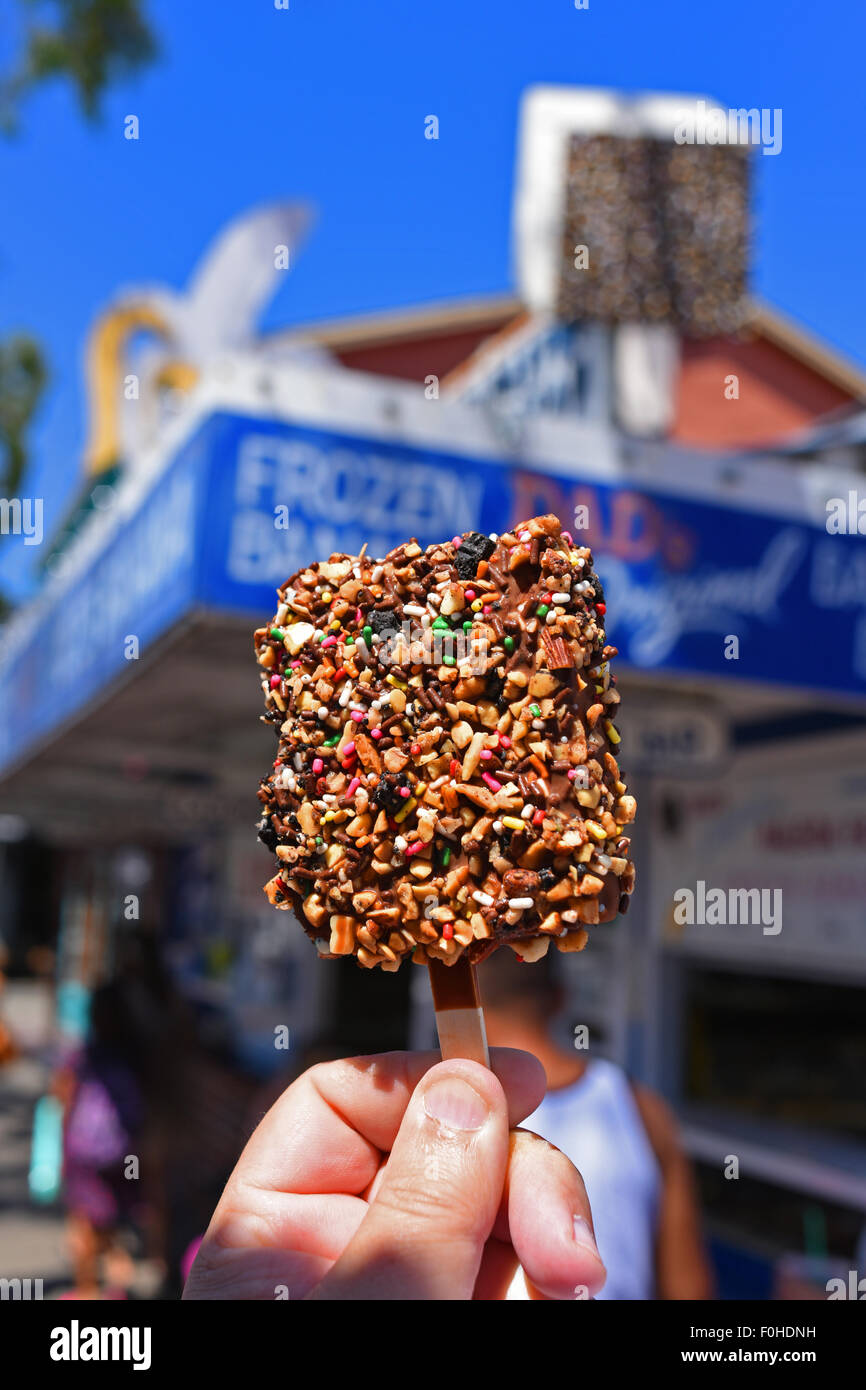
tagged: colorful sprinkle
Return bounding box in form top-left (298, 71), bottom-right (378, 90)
top-left (257, 513), bottom-right (633, 971)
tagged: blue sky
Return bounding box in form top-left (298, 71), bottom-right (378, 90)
top-left (2, 0), bottom-right (864, 598)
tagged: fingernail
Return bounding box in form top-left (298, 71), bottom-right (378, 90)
top-left (424, 1076), bottom-right (490, 1132)
top-left (573, 1215), bottom-right (601, 1259)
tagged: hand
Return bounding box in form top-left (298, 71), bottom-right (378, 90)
top-left (183, 1049), bottom-right (606, 1301)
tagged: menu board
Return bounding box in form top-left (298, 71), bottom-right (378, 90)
top-left (651, 753), bottom-right (866, 977)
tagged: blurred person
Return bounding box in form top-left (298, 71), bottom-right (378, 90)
top-left (480, 947), bottom-right (713, 1301)
top-left (59, 929), bottom-right (201, 1297)
top-left (61, 978), bottom-right (146, 1297)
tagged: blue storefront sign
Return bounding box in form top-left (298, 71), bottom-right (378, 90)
top-left (199, 411), bottom-right (866, 695)
top-left (0, 408), bottom-right (863, 778)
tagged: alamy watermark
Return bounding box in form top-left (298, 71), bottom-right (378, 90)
top-left (1, 1277), bottom-right (43, 1299)
top-left (673, 880), bottom-right (782, 936)
top-left (827, 1270), bottom-right (865, 1300)
top-left (674, 100), bottom-right (782, 157)
top-left (0, 497), bottom-right (43, 545)
top-left (50, 1321), bottom-right (151, 1370)
top-left (826, 492), bottom-right (866, 535)
top-left (377, 620), bottom-right (488, 675)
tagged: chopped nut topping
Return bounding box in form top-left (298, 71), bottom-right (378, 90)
top-left (253, 516), bottom-right (636, 968)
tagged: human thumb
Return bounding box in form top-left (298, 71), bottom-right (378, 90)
top-left (309, 1059), bottom-right (509, 1300)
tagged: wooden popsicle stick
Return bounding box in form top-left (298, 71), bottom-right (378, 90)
top-left (427, 955), bottom-right (490, 1068)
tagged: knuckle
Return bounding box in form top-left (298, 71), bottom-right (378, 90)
top-left (374, 1164), bottom-right (484, 1233)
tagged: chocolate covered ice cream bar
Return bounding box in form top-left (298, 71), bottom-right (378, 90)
top-left (254, 514), bottom-right (636, 971)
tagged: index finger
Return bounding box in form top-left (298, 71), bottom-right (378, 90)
top-left (230, 1048), bottom-right (545, 1199)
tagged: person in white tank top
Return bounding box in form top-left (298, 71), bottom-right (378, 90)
top-left (481, 949), bottom-right (713, 1301)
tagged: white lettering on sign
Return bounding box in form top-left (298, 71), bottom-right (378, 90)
top-left (228, 433), bottom-right (482, 582)
top-left (598, 529), bottom-right (807, 667)
top-left (810, 538), bottom-right (866, 609)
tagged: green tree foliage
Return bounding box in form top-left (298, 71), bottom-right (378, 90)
top-left (2, 0), bottom-right (158, 128)
top-left (0, 335), bottom-right (48, 497)
top-left (0, 2), bottom-right (157, 615)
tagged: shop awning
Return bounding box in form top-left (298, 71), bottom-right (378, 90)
top-left (1, 357), bottom-right (864, 841)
